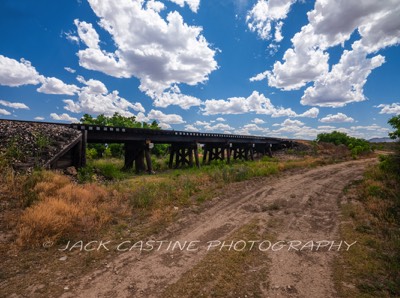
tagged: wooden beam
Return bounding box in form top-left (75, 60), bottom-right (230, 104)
top-left (169, 146), bottom-right (175, 169)
top-left (227, 147), bottom-right (231, 164)
top-left (124, 142), bottom-right (135, 170)
top-left (44, 133), bottom-right (83, 169)
top-left (194, 146), bottom-right (200, 168)
top-left (189, 148), bottom-right (194, 167)
top-left (135, 149), bottom-right (146, 173)
top-left (81, 130), bottom-right (87, 167)
top-left (202, 147), bottom-right (208, 164)
top-left (145, 147), bottom-right (153, 174)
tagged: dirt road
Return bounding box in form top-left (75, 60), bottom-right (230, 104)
top-left (62, 158), bottom-right (375, 298)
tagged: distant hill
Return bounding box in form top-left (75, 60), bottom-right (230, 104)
top-left (369, 137), bottom-right (397, 143)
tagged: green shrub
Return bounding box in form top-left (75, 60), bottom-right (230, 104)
top-left (5, 137), bottom-right (23, 161)
top-left (86, 148), bottom-right (98, 160)
top-left (103, 147), bottom-right (112, 158)
top-left (108, 144), bottom-right (124, 158)
top-left (96, 162), bottom-right (124, 180)
top-left (316, 131), bottom-right (371, 158)
top-left (77, 166), bottom-right (94, 183)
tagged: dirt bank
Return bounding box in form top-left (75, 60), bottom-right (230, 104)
top-left (0, 120), bottom-right (80, 170)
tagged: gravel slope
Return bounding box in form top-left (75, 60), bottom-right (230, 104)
top-left (0, 120), bottom-right (80, 170)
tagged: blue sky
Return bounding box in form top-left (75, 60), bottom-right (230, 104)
top-left (0, 0), bottom-right (399, 139)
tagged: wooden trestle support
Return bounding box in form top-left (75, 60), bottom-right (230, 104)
top-left (124, 141), bottom-right (275, 173)
top-left (201, 143), bottom-right (266, 164)
top-left (124, 141), bottom-right (153, 174)
top-left (202, 143), bottom-right (227, 164)
top-left (202, 143), bottom-right (274, 165)
top-left (168, 143), bottom-right (200, 169)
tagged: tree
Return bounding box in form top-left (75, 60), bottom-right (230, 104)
top-left (316, 131), bottom-right (350, 145)
top-left (81, 113), bottom-right (142, 128)
top-left (379, 115), bottom-right (400, 175)
top-left (388, 115), bottom-right (400, 140)
top-left (316, 131), bottom-right (371, 158)
top-left (80, 113), bottom-right (168, 158)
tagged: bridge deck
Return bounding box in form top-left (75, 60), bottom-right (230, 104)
top-left (70, 124), bottom-right (285, 145)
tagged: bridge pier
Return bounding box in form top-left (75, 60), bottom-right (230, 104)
top-left (169, 143), bottom-right (200, 169)
top-left (124, 141), bottom-right (153, 173)
top-left (202, 143), bottom-right (229, 164)
top-left (230, 143), bottom-right (255, 161)
top-left (253, 143), bottom-right (273, 158)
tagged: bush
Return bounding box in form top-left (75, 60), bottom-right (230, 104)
top-left (77, 166), bottom-right (94, 183)
top-left (86, 148), bottom-right (98, 160)
top-left (152, 144), bottom-right (169, 157)
top-left (103, 147), bottom-right (112, 158)
top-left (96, 162), bottom-right (125, 180)
top-left (109, 143), bottom-right (124, 158)
top-left (316, 131), bottom-right (371, 158)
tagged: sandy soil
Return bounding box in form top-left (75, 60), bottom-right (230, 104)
top-left (61, 158), bottom-right (375, 298)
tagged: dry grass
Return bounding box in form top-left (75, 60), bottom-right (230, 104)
top-left (15, 171), bottom-right (128, 248)
top-left (334, 161), bottom-right (400, 297)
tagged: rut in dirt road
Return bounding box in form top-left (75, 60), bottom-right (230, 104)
top-left (62, 159), bottom-right (375, 298)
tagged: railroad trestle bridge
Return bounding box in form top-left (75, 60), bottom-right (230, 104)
top-left (49, 123), bottom-right (294, 173)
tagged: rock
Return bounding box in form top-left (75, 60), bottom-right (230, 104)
top-left (66, 166), bottom-right (78, 176)
top-left (59, 256), bottom-right (68, 261)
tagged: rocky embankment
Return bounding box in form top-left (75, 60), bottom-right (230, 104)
top-left (0, 120), bottom-right (81, 170)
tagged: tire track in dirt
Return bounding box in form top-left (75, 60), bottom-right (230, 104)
top-left (62, 159), bottom-right (375, 298)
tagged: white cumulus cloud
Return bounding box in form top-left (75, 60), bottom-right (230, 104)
top-left (251, 117), bottom-right (265, 124)
top-left (301, 48), bottom-right (385, 107)
top-left (298, 107), bottom-right (319, 118)
top-left (249, 70), bottom-right (269, 82)
top-left (184, 124), bottom-right (199, 131)
top-left (202, 90), bottom-right (318, 118)
top-left (147, 109), bottom-right (185, 124)
top-left (37, 77), bottom-right (80, 95)
top-left (0, 55), bottom-right (83, 97)
top-left (74, 0), bottom-right (217, 108)
top-left (64, 67), bottom-right (76, 73)
top-left (246, 0), bottom-right (296, 41)
top-left (74, 19), bottom-right (101, 49)
top-left (63, 76), bottom-right (145, 117)
top-left (0, 55), bottom-right (42, 87)
top-left (375, 103), bottom-right (400, 114)
top-left (203, 122), bottom-right (233, 132)
top-left (259, 0), bottom-right (400, 107)
top-left (151, 86), bottom-right (202, 109)
top-left (50, 113), bottom-right (79, 123)
top-left (0, 108), bottom-right (11, 115)
top-left (319, 112), bottom-right (355, 123)
top-left (167, 0), bottom-right (200, 13)
top-left (237, 123), bottom-right (269, 135)
top-left (0, 100), bottom-right (30, 110)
